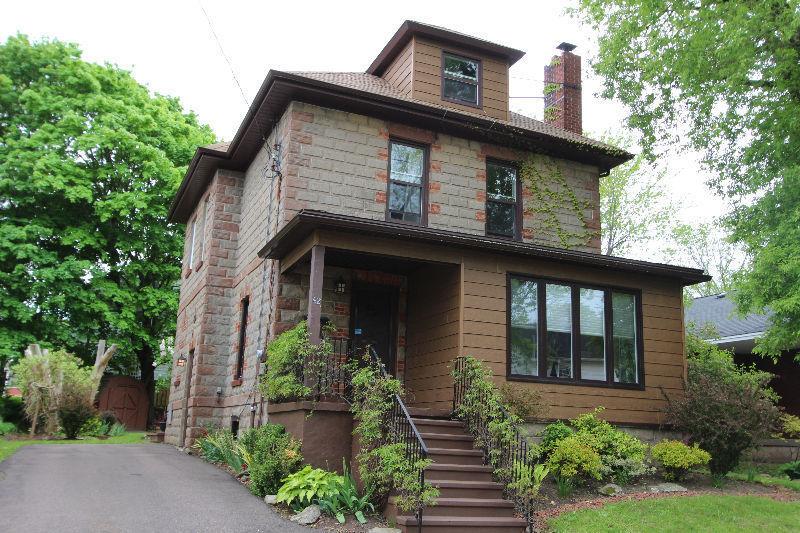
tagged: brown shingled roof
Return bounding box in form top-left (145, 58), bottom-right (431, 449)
top-left (289, 71), bottom-right (624, 154)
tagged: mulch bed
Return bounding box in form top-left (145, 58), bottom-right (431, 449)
top-left (531, 473), bottom-right (800, 531)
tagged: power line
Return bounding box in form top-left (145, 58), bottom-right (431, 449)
top-left (198, 1), bottom-right (249, 106)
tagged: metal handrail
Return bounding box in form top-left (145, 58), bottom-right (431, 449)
top-left (452, 356), bottom-right (536, 530)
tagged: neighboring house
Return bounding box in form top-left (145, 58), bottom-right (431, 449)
top-left (165, 20), bottom-right (707, 529)
top-left (686, 293), bottom-right (800, 416)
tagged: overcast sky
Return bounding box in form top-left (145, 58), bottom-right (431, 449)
top-left (3, 0), bottom-right (730, 260)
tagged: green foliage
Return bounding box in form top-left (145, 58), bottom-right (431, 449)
top-left (508, 461), bottom-right (549, 503)
top-left (574, 1), bottom-right (800, 359)
top-left (781, 414), bottom-right (800, 440)
top-left (540, 421), bottom-right (574, 459)
top-left (0, 396), bottom-right (25, 430)
top-left (651, 440), bottom-right (711, 482)
top-left (238, 423), bottom-right (303, 498)
top-left (276, 466), bottom-right (343, 511)
top-left (193, 428), bottom-right (244, 474)
top-left (317, 461), bottom-right (375, 524)
top-left (80, 416), bottom-right (109, 437)
top-left (547, 435), bottom-right (603, 494)
top-left (98, 410), bottom-right (118, 428)
top-left (519, 155), bottom-right (595, 248)
top-left (667, 334), bottom-right (780, 476)
top-left (350, 354), bottom-right (438, 513)
top-left (58, 395), bottom-right (95, 440)
top-left (779, 461), bottom-right (800, 481)
top-left (0, 419), bottom-right (15, 435)
top-left (108, 422), bottom-right (126, 437)
top-left (598, 131), bottom-right (672, 257)
top-left (499, 382), bottom-right (546, 421)
top-left (260, 321), bottom-right (334, 402)
top-left (0, 35), bottom-right (215, 405)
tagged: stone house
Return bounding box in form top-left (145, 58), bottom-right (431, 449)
top-left (165, 20), bottom-right (707, 531)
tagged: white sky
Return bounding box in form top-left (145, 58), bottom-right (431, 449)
top-left (3, 0), bottom-right (731, 260)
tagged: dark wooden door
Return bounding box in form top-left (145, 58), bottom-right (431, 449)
top-left (351, 285), bottom-right (397, 373)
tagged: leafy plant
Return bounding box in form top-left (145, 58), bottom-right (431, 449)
top-left (318, 461), bottom-right (375, 524)
top-left (666, 335), bottom-right (780, 476)
top-left (651, 440), bottom-right (711, 482)
top-left (350, 353), bottom-right (438, 513)
top-left (779, 461), bottom-right (800, 481)
top-left (540, 421), bottom-right (574, 459)
top-left (193, 428), bottom-right (244, 474)
top-left (238, 423), bottom-right (303, 498)
top-left (276, 466), bottom-right (343, 511)
top-left (547, 434), bottom-right (603, 494)
top-left (0, 396), bottom-right (25, 430)
top-left (0, 419), bottom-right (16, 435)
top-left (108, 422), bottom-right (126, 437)
top-left (508, 461), bottom-right (549, 504)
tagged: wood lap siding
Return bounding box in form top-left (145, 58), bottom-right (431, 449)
top-left (405, 264), bottom-right (461, 407)
top-left (383, 40), bottom-right (414, 97)
top-left (411, 38), bottom-right (509, 121)
top-left (459, 253), bottom-right (686, 425)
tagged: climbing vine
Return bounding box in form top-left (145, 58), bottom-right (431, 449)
top-left (519, 154), bottom-right (597, 249)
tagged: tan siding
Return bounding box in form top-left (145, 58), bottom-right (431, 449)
top-left (411, 37), bottom-right (509, 121)
top-left (382, 40), bottom-right (414, 97)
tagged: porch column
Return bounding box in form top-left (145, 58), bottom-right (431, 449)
top-left (307, 245), bottom-right (325, 344)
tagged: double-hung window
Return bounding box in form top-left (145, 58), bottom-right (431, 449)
top-left (486, 161), bottom-right (519, 238)
top-left (387, 140), bottom-right (427, 225)
top-left (508, 275), bottom-right (642, 387)
top-left (234, 297), bottom-right (249, 381)
top-left (442, 53), bottom-right (480, 107)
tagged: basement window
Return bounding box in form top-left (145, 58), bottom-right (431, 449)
top-left (442, 53), bottom-right (480, 107)
top-left (508, 275), bottom-right (643, 388)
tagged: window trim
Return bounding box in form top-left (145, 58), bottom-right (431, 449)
top-left (485, 158), bottom-right (522, 240)
top-left (505, 273), bottom-right (645, 391)
top-left (441, 51), bottom-right (482, 109)
top-left (188, 216), bottom-right (198, 268)
top-left (385, 137), bottom-right (430, 227)
top-left (234, 296), bottom-right (250, 382)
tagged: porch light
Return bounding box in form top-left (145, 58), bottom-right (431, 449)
top-left (335, 276), bottom-right (347, 294)
top-left (176, 354), bottom-right (187, 368)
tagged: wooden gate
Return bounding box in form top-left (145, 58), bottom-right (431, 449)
top-left (97, 376), bottom-right (149, 430)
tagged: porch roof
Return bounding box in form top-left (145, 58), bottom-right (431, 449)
top-left (258, 210), bottom-right (711, 285)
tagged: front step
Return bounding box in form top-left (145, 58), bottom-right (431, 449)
top-left (425, 463), bottom-right (494, 482)
top-left (388, 496), bottom-right (516, 518)
top-left (429, 479), bottom-right (505, 499)
top-left (396, 515), bottom-right (527, 533)
top-left (427, 447), bottom-right (485, 466)
top-left (411, 418), bottom-right (465, 434)
top-left (406, 407), bottom-right (452, 419)
top-left (420, 432), bottom-right (474, 450)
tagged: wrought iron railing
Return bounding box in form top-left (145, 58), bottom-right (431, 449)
top-left (452, 356), bottom-right (536, 530)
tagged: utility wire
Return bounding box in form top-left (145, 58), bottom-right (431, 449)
top-left (198, 1), bottom-right (249, 106)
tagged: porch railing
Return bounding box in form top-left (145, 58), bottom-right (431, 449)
top-left (452, 356), bottom-right (536, 530)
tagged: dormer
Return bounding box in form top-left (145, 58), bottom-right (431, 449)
top-left (367, 21), bottom-right (525, 121)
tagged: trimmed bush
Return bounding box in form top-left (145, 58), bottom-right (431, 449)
top-left (651, 440), bottom-right (711, 481)
top-left (540, 421), bottom-right (574, 459)
top-left (547, 435), bottom-right (603, 482)
top-left (239, 423), bottom-right (303, 497)
top-left (666, 334), bottom-right (780, 477)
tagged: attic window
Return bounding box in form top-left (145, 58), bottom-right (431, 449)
top-left (442, 53), bottom-right (480, 107)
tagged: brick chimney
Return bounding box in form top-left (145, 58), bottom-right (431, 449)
top-left (543, 42), bottom-right (582, 135)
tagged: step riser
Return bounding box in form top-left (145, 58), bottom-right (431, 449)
top-left (433, 486), bottom-right (505, 499)
top-left (414, 423), bottom-right (467, 435)
top-left (424, 437), bottom-right (474, 450)
top-left (429, 452), bottom-right (485, 466)
top-left (425, 505), bottom-right (515, 518)
top-left (399, 524), bottom-right (525, 533)
top-left (426, 469), bottom-right (494, 482)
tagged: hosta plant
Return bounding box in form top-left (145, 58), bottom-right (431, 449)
top-left (276, 466), bottom-right (343, 511)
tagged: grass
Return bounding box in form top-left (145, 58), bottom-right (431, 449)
top-left (728, 471), bottom-right (800, 492)
top-left (0, 432), bottom-right (147, 462)
top-left (548, 495), bottom-right (800, 532)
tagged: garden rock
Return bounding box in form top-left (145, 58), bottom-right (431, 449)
top-left (263, 495), bottom-right (277, 505)
top-left (598, 483), bottom-right (623, 496)
top-left (290, 504), bottom-right (321, 525)
top-left (650, 482), bottom-right (688, 493)
top-left (368, 529), bottom-right (401, 533)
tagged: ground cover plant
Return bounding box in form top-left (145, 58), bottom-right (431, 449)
top-left (547, 495), bottom-right (800, 533)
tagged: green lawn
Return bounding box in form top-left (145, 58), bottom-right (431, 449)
top-left (548, 495), bottom-right (800, 533)
top-left (728, 471), bottom-right (800, 492)
top-left (0, 432), bottom-right (147, 462)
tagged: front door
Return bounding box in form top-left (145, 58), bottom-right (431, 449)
top-left (351, 284), bottom-right (397, 374)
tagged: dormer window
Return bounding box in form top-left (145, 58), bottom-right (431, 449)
top-left (442, 53), bottom-right (480, 107)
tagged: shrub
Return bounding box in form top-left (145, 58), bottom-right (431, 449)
top-left (781, 414), bottom-right (800, 439)
top-left (193, 428), bottom-right (244, 473)
top-left (547, 434), bottom-right (603, 495)
top-left (539, 421), bottom-right (574, 459)
top-left (58, 392), bottom-right (95, 439)
top-left (80, 416), bottom-right (109, 437)
top-left (276, 466), bottom-right (343, 511)
top-left (108, 422), bottom-right (126, 437)
top-left (98, 410), bottom-right (118, 428)
top-left (500, 383), bottom-right (547, 421)
top-left (259, 321), bottom-right (335, 402)
top-left (666, 334), bottom-right (780, 477)
top-left (651, 440), bottom-right (711, 481)
top-left (239, 423), bottom-right (303, 498)
top-left (0, 419), bottom-right (16, 435)
top-left (779, 461), bottom-right (800, 480)
top-left (0, 396), bottom-right (26, 430)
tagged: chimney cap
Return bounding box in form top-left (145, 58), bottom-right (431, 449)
top-left (557, 42), bottom-right (577, 53)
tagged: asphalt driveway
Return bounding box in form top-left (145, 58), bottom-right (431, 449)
top-left (0, 443), bottom-right (311, 533)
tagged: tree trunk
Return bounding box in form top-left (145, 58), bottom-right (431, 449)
top-left (0, 359), bottom-right (6, 395)
top-left (137, 345), bottom-right (156, 429)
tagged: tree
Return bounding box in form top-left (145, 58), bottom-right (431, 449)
top-left (0, 35), bottom-right (215, 419)
top-left (576, 1), bottom-right (800, 359)
top-left (598, 132), bottom-right (672, 257)
top-left (663, 222), bottom-right (748, 298)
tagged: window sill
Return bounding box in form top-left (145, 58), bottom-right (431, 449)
top-left (232, 378), bottom-right (243, 387)
top-left (184, 268), bottom-right (192, 279)
top-left (506, 374), bottom-right (645, 391)
top-left (442, 95), bottom-right (482, 109)
top-left (194, 260), bottom-right (203, 272)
